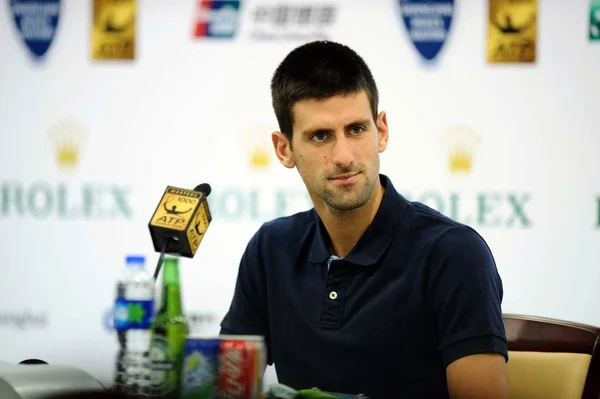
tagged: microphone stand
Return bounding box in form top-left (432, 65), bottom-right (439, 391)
top-left (153, 238), bottom-right (171, 281)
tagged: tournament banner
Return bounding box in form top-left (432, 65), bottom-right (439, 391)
top-left (590, 0), bottom-right (600, 41)
top-left (9, 0), bottom-right (61, 59)
top-left (487, 0), bottom-right (537, 62)
top-left (398, 0), bottom-right (454, 62)
top-left (91, 0), bottom-right (136, 60)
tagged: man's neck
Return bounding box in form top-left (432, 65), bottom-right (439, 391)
top-left (316, 182), bottom-right (385, 258)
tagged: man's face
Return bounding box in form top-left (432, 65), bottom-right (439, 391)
top-left (273, 89), bottom-right (389, 212)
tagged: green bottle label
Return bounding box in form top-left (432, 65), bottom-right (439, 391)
top-left (150, 335), bottom-right (177, 394)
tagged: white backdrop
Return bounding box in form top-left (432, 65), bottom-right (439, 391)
top-left (0, 0), bottom-right (599, 389)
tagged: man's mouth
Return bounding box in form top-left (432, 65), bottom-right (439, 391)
top-left (328, 172), bottom-right (360, 185)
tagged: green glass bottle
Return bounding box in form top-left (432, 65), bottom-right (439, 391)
top-left (148, 256), bottom-right (189, 398)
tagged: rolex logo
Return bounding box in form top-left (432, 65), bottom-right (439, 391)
top-left (250, 146), bottom-right (270, 169)
top-left (448, 145), bottom-right (472, 173)
top-left (48, 119), bottom-right (87, 170)
top-left (441, 126), bottom-right (481, 175)
top-left (244, 123), bottom-right (272, 171)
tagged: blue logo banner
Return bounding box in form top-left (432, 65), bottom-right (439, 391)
top-left (9, 0), bottom-right (61, 59)
top-left (398, 0), bottom-right (454, 61)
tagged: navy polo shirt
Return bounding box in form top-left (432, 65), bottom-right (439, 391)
top-left (220, 174), bottom-right (507, 399)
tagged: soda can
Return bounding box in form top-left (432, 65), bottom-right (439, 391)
top-left (218, 335), bottom-right (267, 399)
top-left (181, 336), bottom-right (220, 399)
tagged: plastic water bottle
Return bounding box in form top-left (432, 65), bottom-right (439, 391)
top-left (113, 255), bottom-right (155, 396)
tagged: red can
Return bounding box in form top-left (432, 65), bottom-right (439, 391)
top-left (218, 335), bottom-right (266, 399)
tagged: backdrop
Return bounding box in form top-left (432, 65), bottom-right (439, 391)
top-left (0, 0), bottom-right (599, 389)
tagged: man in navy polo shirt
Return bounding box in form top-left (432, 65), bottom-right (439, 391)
top-left (220, 41), bottom-right (509, 399)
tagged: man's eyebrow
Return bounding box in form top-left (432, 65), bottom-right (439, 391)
top-left (300, 119), bottom-right (372, 136)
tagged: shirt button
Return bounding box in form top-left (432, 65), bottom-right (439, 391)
top-left (329, 291), bottom-right (338, 300)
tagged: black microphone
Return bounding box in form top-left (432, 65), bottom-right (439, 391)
top-left (19, 359), bottom-right (48, 365)
top-left (148, 183), bottom-right (213, 279)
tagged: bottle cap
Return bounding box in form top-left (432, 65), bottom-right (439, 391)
top-left (126, 255), bottom-right (145, 265)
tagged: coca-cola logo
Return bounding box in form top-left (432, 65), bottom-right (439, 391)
top-left (220, 348), bottom-right (246, 398)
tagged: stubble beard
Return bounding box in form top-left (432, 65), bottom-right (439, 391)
top-left (320, 172), bottom-right (377, 212)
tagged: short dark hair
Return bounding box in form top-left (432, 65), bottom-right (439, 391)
top-left (270, 41), bottom-right (379, 141)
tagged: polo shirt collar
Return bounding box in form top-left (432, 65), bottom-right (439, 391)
top-left (308, 174), bottom-right (408, 266)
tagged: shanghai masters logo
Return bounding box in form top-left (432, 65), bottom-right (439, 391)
top-left (398, 0), bottom-right (454, 61)
top-left (9, 0), bottom-right (61, 59)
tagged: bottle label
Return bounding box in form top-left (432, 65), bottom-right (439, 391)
top-left (149, 335), bottom-right (177, 395)
top-left (113, 298), bottom-right (154, 330)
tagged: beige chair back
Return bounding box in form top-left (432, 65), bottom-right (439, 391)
top-left (503, 314), bottom-right (600, 399)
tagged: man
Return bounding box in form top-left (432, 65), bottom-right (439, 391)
top-left (220, 41), bottom-right (509, 399)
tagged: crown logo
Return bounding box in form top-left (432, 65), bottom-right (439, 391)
top-left (448, 145), bottom-right (472, 173)
top-left (48, 119), bottom-right (87, 170)
top-left (440, 126), bottom-right (480, 175)
top-left (244, 122), bottom-right (274, 171)
top-left (250, 146), bottom-right (270, 169)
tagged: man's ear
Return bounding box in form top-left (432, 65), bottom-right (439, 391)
top-left (376, 111), bottom-right (389, 153)
top-left (272, 131), bottom-right (296, 168)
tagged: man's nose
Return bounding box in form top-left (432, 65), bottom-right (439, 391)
top-left (331, 135), bottom-right (354, 169)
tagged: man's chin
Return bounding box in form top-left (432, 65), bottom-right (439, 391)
top-left (325, 196), bottom-right (370, 212)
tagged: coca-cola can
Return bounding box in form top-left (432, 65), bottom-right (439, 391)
top-left (218, 335), bottom-right (266, 399)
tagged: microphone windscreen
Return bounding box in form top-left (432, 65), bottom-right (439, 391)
top-left (194, 183), bottom-right (211, 197)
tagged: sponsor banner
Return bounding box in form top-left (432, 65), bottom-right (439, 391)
top-left (92, 0), bottom-right (136, 60)
top-left (0, 182), bottom-right (133, 219)
top-left (407, 126), bottom-right (533, 229)
top-left (402, 190), bottom-right (532, 228)
top-left (0, 310), bottom-right (49, 330)
top-left (487, 0), bottom-right (537, 62)
top-left (193, 0), bottom-right (242, 39)
top-left (9, 0), bottom-right (61, 59)
top-left (207, 187), bottom-right (311, 222)
top-left (0, 119), bottom-right (133, 220)
top-left (248, 4), bottom-right (337, 41)
top-left (398, 0), bottom-right (454, 61)
top-left (1, 0), bottom-right (599, 389)
top-left (206, 121), bottom-right (312, 221)
top-left (591, 0), bottom-right (600, 41)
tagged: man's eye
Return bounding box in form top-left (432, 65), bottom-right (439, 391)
top-left (313, 132), bottom-right (327, 141)
top-left (350, 126), bottom-right (365, 134)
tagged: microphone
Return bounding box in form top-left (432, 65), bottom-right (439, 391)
top-left (148, 183), bottom-right (213, 279)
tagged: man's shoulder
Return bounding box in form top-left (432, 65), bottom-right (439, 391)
top-left (249, 208), bottom-right (317, 249)
top-left (404, 199), bottom-right (489, 254)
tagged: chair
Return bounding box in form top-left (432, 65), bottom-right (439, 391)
top-left (503, 313), bottom-right (600, 399)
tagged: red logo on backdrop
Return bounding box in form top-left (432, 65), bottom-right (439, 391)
top-left (193, 0), bottom-right (241, 39)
